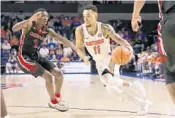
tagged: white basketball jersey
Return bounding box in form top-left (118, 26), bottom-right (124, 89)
top-left (82, 22), bottom-right (111, 61)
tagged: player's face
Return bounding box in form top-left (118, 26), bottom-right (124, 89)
top-left (83, 10), bottom-right (97, 27)
top-left (37, 11), bottom-right (49, 25)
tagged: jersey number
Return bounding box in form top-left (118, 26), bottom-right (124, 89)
top-left (34, 39), bottom-right (38, 48)
top-left (94, 45), bottom-right (101, 54)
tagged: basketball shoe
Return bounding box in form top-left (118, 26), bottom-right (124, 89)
top-left (48, 100), bottom-right (69, 112)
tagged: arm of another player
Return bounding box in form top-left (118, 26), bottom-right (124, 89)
top-left (104, 24), bottom-right (133, 54)
top-left (132, 0), bottom-right (146, 32)
top-left (75, 26), bottom-right (90, 64)
top-left (48, 28), bottom-right (76, 51)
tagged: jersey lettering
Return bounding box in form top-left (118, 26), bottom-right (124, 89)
top-left (85, 39), bottom-right (104, 46)
top-left (34, 39), bottom-right (38, 48)
top-left (93, 45), bottom-right (101, 54)
top-left (83, 22), bottom-right (111, 60)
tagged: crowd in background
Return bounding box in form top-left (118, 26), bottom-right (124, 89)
top-left (7, 1), bottom-right (121, 4)
top-left (110, 20), bottom-right (165, 78)
top-left (1, 12), bottom-right (164, 78)
top-left (93, 0), bottom-right (122, 4)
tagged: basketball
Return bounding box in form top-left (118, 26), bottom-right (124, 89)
top-left (111, 46), bottom-right (132, 65)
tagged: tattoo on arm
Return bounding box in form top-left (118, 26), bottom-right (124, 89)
top-left (104, 24), bottom-right (133, 51)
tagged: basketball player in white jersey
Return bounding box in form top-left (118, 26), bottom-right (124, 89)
top-left (76, 5), bottom-right (152, 115)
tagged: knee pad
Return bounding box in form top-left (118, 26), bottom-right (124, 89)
top-left (100, 71), bottom-right (113, 86)
top-left (101, 69), bottom-right (114, 76)
top-left (100, 69), bottom-right (113, 85)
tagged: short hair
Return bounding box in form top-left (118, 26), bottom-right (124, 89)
top-left (33, 8), bottom-right (47, 14)
top-left (83, 5), bottom-right (98, 13)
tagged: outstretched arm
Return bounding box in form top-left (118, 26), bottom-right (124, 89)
top-left (12, 20), bottom-right (30, 32)
top-left (48, 28), bottom-right (76, 51)
top-left (133, 0), bottom-right (146, 16)
top-left (75, 26), bottom-right (90, 64)
top-left (132, 0), bottom-right (146, 32)
top-left (12, 12), bottom-right (43, 32)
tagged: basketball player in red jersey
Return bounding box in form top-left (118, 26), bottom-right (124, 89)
top-left (76, 5), bottom-right (152, 115)
top-left (12, 8), bottom-right (76, 111)
top-left (132, 0), bottom-right (175, 104)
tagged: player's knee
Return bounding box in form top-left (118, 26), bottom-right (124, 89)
top-left (56, 70), bottom-right (63, 77)
top-left (101, 69), bottom-right (113, 82)
top-left (100, 74), bottom-right (112, 86)
top-left (51, 68), bottom-right (63, 80)
top-left (43, 71), bottom-right (53, 83)
top-left (102, 69), bottom-right (114, 76)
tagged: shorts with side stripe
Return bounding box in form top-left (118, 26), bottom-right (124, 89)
top-left (159, 13), bottom-right (175, 84)
top-left (16, 54), bottom-right (56, 78)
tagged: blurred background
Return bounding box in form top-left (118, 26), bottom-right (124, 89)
top-left (1, 1), bottom-right (164, 80)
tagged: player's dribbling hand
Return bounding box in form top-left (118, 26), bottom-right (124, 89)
top-left (83, 56), bottom-right (90, 65)
top-left (131, 15), bottom-right (141, 32)
top-left (127, 46), bottom-right (134, 60)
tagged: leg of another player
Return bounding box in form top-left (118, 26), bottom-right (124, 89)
top-left (42, 69), bottom-right (69, 111)
top-left (1, 90), bottom-right (9, 118)
top-left (50, 67), bottom-right (63, 100)
top-left (166, 83), bottom-right (175, 104)
top-left (6, 63), bottom-right (12, 73)
top-left (42, 70), bottom-right (55, 100)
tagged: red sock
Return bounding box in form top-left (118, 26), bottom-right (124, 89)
top-left (51, 98), bottom-right (58, 104)
top-left (55, 92), bottom-right (61, 98)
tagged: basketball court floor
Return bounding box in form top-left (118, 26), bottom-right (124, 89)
top-left (1, 74), bottom-right (175, 118)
